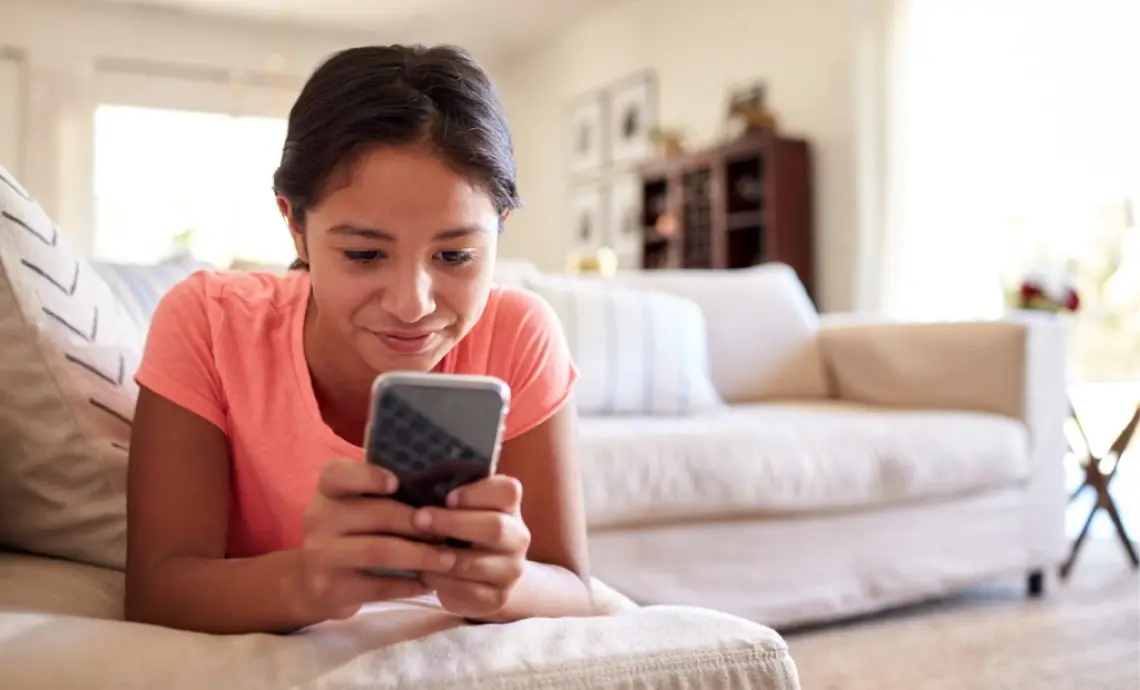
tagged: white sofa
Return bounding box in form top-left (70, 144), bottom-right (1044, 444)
top-left (497, 260), bottom-right (1070, 630)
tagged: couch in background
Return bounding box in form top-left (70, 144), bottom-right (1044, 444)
top-left (497, 260), bottom-right (1069, 629)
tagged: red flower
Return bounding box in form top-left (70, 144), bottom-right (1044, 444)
top-left (1020, 282), bottom-right (1042, 304)
top-left (1016, 281), bottom-right (1044, 296)
top-left (1064, 289), bottom-right (1080, 311)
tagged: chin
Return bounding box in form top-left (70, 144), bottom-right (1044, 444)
top-left (355, 338), bottom-right (449, 375)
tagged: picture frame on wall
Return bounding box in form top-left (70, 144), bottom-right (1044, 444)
top-left (566, 90), bottom-right (607, 177)
top-left (567, 183), bottom-right (607, 253)
top-left (606, 70), bottom-right (658, 167)
top-left (606, 174), bottom-right (642, 259)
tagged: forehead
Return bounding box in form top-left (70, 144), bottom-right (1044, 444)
top-left (314, 146), bottom-right (498, 228)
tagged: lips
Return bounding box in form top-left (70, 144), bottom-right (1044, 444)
top-left (375, 331), bottom-right (438, 355)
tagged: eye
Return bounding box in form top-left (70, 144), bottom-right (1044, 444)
top-left (436, 250), bottom-right (476, 265)
top-left (343, 250), bottom-right (383, 263)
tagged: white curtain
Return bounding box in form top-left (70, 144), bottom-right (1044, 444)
top-left (0, 53), bottom-right (24, 179)
top-left (879, 0), bottom-right (1140, 321)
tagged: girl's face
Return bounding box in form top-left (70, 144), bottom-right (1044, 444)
top-left (280, 145), bottom-right (500, 376)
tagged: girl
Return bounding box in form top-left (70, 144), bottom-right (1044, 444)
top-left (124, 44), bottom-right (594, 634)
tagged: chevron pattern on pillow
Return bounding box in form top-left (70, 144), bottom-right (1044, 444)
top-left (0, 164), bottom-right (144, 569)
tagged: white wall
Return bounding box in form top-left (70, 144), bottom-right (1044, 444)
top-left (492, 0), bottom-right (889, 311)
top-left (0, 1), bottom-right (370, 253)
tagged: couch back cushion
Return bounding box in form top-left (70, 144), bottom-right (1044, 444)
top-left (525, 274), bottom-right (725, 416)
top-left (93, 253), bottom-right (213, 334)
top-left (610, 263), bottom-right (830, 402)
top-left (0, 165), bottom-right (146, 569)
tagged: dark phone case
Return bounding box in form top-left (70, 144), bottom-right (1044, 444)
top-left (364, 382), bottom-right (502, 579)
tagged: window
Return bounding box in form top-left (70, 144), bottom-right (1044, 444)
top-left (882, 0), bottom-right (1140, 382)
top-left (92, 104), bottom-right (291, 267)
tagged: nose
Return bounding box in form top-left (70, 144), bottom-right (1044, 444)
top-left (381, 264), bottom-right (437, 324)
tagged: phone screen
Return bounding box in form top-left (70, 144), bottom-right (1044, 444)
top-left (365, 380), bottom-right (506, 509)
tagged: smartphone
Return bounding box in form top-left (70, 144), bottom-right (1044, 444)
top-left (362, 372), bottom-right (510, 578)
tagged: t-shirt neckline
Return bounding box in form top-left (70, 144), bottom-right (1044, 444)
top-left (288, 272), bottom-right (366, 459)
top-left (287, 271), bottom-right (457, 460)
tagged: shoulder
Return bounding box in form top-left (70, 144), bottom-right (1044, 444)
top-left (156, 268), bottom-right (308, 324)
top-left (459, 285), bottom-right (569, 371)
top-left (483, 284), bottom-right (561, 332)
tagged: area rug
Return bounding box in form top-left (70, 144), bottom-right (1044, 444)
top-left (785, 538), bottom-right (1139, 689)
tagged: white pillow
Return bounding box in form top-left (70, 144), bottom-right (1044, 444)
top-left (524, 274), bottom-right (725, 416)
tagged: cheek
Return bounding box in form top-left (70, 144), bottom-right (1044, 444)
top-left (312, 270), bottom-right (374, 326)
top-left (440, 269), bottom-right (493, 321)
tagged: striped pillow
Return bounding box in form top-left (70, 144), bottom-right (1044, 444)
top-left (93, 253), bottom-right (212, 333)
top-left (525, 275), bottom-right (725, 416)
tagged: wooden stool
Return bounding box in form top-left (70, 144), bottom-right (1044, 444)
top-left (1060, 401), bottom-right (1140, 579)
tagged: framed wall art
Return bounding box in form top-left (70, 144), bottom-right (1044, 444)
top-left (566, 90), bottom-right (607, 177)
top-left (606, 174), bottom-right (642, 258)
top-left (606, 70), bottom-right (658, 167)
top-left (567, 183), bottom-right (607, 253)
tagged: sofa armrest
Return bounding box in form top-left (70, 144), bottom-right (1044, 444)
top-left (819, 311), bottom-right (1070, 565)
top-left (819, 312), bottom-right (1068, 422)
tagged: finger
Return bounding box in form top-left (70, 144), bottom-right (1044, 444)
top-left (449, 551), bottom-right (526, 586)
top-left (317, 459), bottom-right (397, 498)
top-left (447, 475), bottom-right (522, 513)
top-left (414, 508), bottom-right (530, 553)
top-left (321, 535), bottom-right (458, 574)
top-left (326, 572), bottom-right (432, 617)
top-left (420, 572), bottom-right (508, 612)
top-left (308, 496), bottom-right (424, 539)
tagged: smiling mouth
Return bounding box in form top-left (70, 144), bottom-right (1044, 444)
top-left (374, 331), bottom-right (439, 355)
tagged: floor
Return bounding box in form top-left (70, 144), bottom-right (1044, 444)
top-left (784, 537), bottom-right (1140, 689)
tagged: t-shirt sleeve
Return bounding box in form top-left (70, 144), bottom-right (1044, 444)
top-left (496, 289), bottom-right (579, 441)
top-left (133, 271), bottom-right (228, 432)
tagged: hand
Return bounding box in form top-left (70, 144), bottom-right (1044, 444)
top-left (290, 459), bottom-right (460, 622)
top-left (411, 475), bottom-right (531, 620)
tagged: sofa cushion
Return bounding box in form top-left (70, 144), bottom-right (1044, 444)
top-left (0, 552), bottom-right (799, 690)
top-left (0, 605), bottom-right (798, 690)
top-left (93, 252), bottom-right (213, 334)
top-left (611, 263), bottom-right (830, 403)
top-left (575, 401), bottom-right (1031, 530)
top-left (525, 274), bottom-right (725, 416)
top-left (0, 165), bottom-right (142, 569)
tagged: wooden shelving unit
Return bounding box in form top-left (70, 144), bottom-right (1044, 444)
top-left (637, 131), bottom-right (815, 299)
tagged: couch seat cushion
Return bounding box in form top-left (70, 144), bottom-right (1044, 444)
top-left (577, 402), bottom-right (1030, 530)
top-left (0, 551), bottom-right (799, 690)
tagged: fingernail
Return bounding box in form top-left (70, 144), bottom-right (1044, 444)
top-left (374, 468), bottom-right (395, 493)
top-left (446, 491), bottom-right (459, 508)
top-left (414, 510), bottom-right (432, 530)
top-left (439, 550), bottom-right (456, 570)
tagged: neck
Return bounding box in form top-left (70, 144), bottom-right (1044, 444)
top-left (303, 297), bottom-right (373, 446)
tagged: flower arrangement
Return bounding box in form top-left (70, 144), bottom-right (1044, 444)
top-left (1008, 265), bottom-right (1081, 314)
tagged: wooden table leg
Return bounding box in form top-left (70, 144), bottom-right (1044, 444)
top-left (1059, 404), bottom-right (1140, 580)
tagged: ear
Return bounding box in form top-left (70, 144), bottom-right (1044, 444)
top-left (498, 209), bottom-right (510, 234)
top-left (278, 196), bottom-right (309, 264)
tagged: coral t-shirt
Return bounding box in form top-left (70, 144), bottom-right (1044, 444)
top-left (134, 269), bottom-right (576, 558)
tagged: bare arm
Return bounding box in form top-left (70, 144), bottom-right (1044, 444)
top-left (476, 401), bottom-right (596, 622)
top-left (124, 386), bottom-right (317, 634)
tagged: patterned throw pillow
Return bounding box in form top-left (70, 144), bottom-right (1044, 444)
top-left (0, 165), bottom-right (142, 570)
top-left (524, 274), bottom-right (725, 416)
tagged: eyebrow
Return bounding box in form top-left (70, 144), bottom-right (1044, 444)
top-left (328, 224), bottom-right (487, 241)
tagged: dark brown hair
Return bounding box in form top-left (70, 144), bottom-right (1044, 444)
top-left (272, 44), bottom-right (521, 270)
